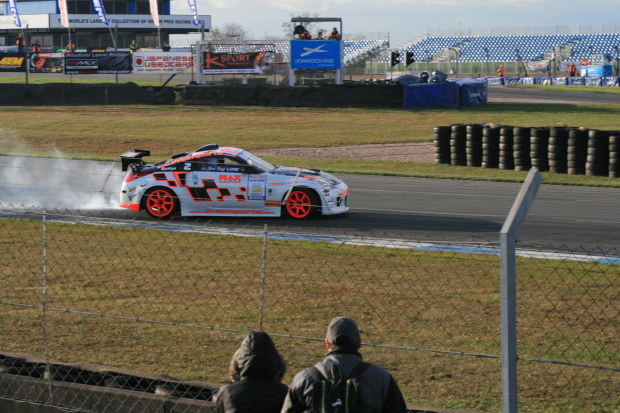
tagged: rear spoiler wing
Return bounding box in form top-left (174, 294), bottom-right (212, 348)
top-left (121, 149), bottom-right (151, 171)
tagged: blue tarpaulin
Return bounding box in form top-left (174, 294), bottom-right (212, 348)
top-left (457, 80), bottom-right (487, 106)
top-left (402, 80), bottom-right (487, 109)
top-left (403, 82), bottom-right (460, 108)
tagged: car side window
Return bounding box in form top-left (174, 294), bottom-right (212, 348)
top-left (194, 156), bottom-right (247, 172)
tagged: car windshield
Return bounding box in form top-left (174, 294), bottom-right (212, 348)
top-left (240, 150), bottom-right (276, 172)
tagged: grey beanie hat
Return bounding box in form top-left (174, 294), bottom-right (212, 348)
top-left (326, 317), bottom-right (361, 347)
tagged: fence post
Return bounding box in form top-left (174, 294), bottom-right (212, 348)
top-left (499, 168), bottom-right (542, 413)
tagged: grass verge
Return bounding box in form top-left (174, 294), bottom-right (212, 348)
top-left (1, 104), bottom-right (619, 187)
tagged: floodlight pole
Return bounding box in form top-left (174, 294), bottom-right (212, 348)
top-left (500, 168), bottom-right (543, 413)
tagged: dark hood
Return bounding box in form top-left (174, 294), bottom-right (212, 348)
top-left (236, 332), bottom-right (285, 380)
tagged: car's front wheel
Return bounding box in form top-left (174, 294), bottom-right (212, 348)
top-left (283, 188), bottom-right (319, 219)
top-left (143, 188), bottom-right (178, 219)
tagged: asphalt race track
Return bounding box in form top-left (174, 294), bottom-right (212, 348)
top-left (1, 86), bottom-right (619, 251)
top-left (1, 156), bottom-right (619, 252)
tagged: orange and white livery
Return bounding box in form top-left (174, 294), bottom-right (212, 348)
top-left (119, 144), bottom-right (349, 220)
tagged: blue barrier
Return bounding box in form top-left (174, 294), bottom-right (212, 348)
top-left (603, 77), bottom-right (620, 87)
top-left (503, 77), bottom-right (521, 86)
top-left (534, 77), bottom-right (552, 85)
top-left (568, 77), bottom-right (585, 86)
top-left (487, 77), bottom-right (504, 86)
top-left (484, 75), bottom-right (619, 88)
top-left (553, 77), bottom-right (568, 85)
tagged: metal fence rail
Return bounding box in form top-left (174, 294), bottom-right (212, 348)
top-left (0, 206), bottom-right (618, 412)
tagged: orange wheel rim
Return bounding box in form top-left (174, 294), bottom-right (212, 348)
top-left (146, 190), bottom-right (175, 217)
top-left (286, 191), bottom-right (311, 218)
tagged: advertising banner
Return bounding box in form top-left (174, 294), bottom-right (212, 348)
top-left (133, 52), bottom-right (194, 73)
top-left (58, 0), bottom-right (69, 27)
top-left (187, 0), bottom-right (199, 25)
top-left (202, 51), bottom-right (274, 75)
top-left (64, 52), bottom-right (131, 74)
top-left (0, 53), bottom-right (25, 72)
top-left (91, 0), bottom-right (109, 25)
top-left (8, 0), bottom-right (21, 27)
top-left (30, 52), bottom-right (64, 73)
top-left (526, 60), bottom-right (550, 72)
top-left (48, 14), bottom-right (210, 29)
top-left (149, 0), bottom-right (160, 27)
top-left (290, 40), bottom-right (343, 69)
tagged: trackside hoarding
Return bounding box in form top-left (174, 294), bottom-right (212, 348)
top-left (201, 51), bottom-right (274, 75)
top-left (133, 52), bottom-right (194, 73)
top-left (290, 40), bottom-right (343, 69)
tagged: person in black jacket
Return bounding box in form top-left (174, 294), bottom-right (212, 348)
top-left (281, 317), bottom-right (407, 413)
top-left (215, 331), bottom-right (288, 413)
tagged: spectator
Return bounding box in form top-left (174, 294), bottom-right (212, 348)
top-left (327, 27), bottom-right (341, 40)
top-left (162, 42), bottom-right (171, 52)
top-left (569, 63), bottom-right (576, 77)
top-left (315, 31), bottom-right (324, 40)
top-left (65, 42), bottom-right (76, 54)
top-left (32, 39), bottom-right (41, 54)
top-left (300, 30), bottom-right (312, 40)
top-left (215, 331), bottom-right (288, 413)
top-left (129, 40), bottom-right (140, 54)
top-left (581, 58), bottom-right (589, 66)
top-left (280, 317), bottom-right (407, 413)
top-left (16, 33), bottom-right (25, 53)
top-left (497, 64), bottom-right (504, 77)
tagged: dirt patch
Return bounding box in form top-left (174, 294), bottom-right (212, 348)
top-left (255, 142), bottom-right (435, 163)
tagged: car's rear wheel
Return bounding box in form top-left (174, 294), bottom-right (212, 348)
top-left (144, 188), bottom-right (177, 219)
top-left (284, 188), bottom-right (319, 219)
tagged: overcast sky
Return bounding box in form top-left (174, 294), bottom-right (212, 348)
top-left (171, 0), bottom-right (620, 47)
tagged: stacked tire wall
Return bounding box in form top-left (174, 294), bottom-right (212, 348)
top-left (434, 124), bottom-right (620, 178)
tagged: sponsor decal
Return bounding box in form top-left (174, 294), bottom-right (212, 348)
top-left (219, 174), bottom-right (241, 183)
top-left (248, 175), bottom-right (266, 201)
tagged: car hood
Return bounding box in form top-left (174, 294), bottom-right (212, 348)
top-left (271, 166), bottom-right (342, 185)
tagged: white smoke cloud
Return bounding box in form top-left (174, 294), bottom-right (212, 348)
top-left (0, 139), bottom-right (124, 211)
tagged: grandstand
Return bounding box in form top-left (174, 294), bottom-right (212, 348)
top-left (183, 26), bottom-right (620, 78)
top-left (397, 33), bottom-right (620, 63)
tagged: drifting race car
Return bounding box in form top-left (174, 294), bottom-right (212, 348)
top-left (119, 144), bottom-right (349, 219)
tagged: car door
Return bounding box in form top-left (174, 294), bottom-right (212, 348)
top-left (186, 155), bottom-right (265, 212)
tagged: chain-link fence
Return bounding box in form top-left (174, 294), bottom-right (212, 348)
top-left (1, 205), bottom-right (618, 412)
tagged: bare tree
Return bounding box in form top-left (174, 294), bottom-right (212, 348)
top-left (208, 23), bottom-right (248, 39)
top-left (282, 11), bottom-right (322, 38)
